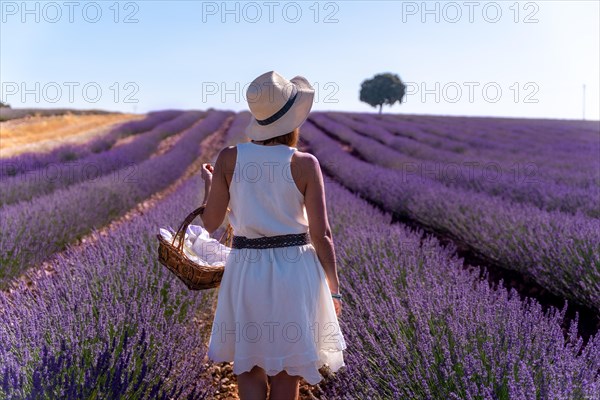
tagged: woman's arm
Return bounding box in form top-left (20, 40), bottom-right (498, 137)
top-left (303, 154), bottom-right (340, 294)
top-left (200, 147), bottom-right (233, 234)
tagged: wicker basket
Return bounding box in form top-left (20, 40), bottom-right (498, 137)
top-left (156, 205), bottom-right (233, 290)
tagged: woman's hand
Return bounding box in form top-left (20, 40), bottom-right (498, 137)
top-left (201, 163), bottom-right (214, 182)
top-left (332, 298), bottom-right (342, 317)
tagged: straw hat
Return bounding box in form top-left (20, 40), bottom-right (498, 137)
top-left (245, 71), bottom-right (315, 141)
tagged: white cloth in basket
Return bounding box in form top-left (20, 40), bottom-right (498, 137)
top-left (158, 224), bottom-right (231, 266)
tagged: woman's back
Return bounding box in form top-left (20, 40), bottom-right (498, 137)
top-left (206, 71), bottom-right (345, 393)
top-left (208, 139), bottom-right (346, 386)
top-left (228, 141), bottom-right (309, 238)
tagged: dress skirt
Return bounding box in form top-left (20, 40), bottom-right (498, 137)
top-left (207, 243), bottom-right (347, 385)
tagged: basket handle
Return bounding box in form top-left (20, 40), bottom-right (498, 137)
top-left (172, 205), bottom-right (233, 252)
top-left (220, 223), bottom-right (234, 248)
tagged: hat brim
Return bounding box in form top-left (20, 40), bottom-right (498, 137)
top-left (246, 76), bottom-right (315, 141)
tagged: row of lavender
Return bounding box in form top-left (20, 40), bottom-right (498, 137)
top-left (370, 112), bottom-right (600, 191)
top-left (312, 113), bottom-right (599, 218)
top-left (377, 113), bottom-right (600, 162)
top-left (299, 120), bottom-right (600, 312)
top-left (317, 179), bottom-right (599, 399)
top-left (0, 110), bottom-right (205, 207)
top-left (0, 110), bottom-right (232, 286)
top-left (0, 110), bottom-right (185, 179)
top-left (371, 112), bottom-right (599, 186)
top-left (356, 113), bottom-right (600, 188)
top-left (0, 174), bottom-right (218, 398)
top-left (345, 111), bottom-right (599, 188)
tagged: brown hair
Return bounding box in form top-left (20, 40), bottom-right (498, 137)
top-left (253, 127), bottom-right (299, 147)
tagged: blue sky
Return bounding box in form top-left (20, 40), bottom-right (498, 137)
top-left (1, 0), bottom-right (599, 120)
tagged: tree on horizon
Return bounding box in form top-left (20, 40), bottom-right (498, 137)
top-left (359, 73), bottom-right (406, 114)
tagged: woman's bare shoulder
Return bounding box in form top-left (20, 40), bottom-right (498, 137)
top-left (292, 149), bottom-right (319, 169)
top-left (219, 145), bottom-right (237, 159)
top-left (217, 145), bottom-right (237, 170)
top-left (220, 145), bottom-right (237, 154)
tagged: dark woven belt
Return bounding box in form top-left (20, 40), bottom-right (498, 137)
top-left (231, 232), bottom-right (310, 249)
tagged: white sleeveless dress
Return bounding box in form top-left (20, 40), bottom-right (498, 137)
top-left (207, 141), bottom-right (347, 385)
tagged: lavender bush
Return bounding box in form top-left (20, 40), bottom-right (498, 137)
top-left (317, 180), bottom-right (600, 399)
top-left (0, 173), bottom-right (218, 398)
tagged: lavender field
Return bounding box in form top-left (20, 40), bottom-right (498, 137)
top-left (1, 110), bottom-right (599, 399)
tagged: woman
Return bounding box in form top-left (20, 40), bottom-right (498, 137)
top-left (199, 71), bottom-right (346, 400)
